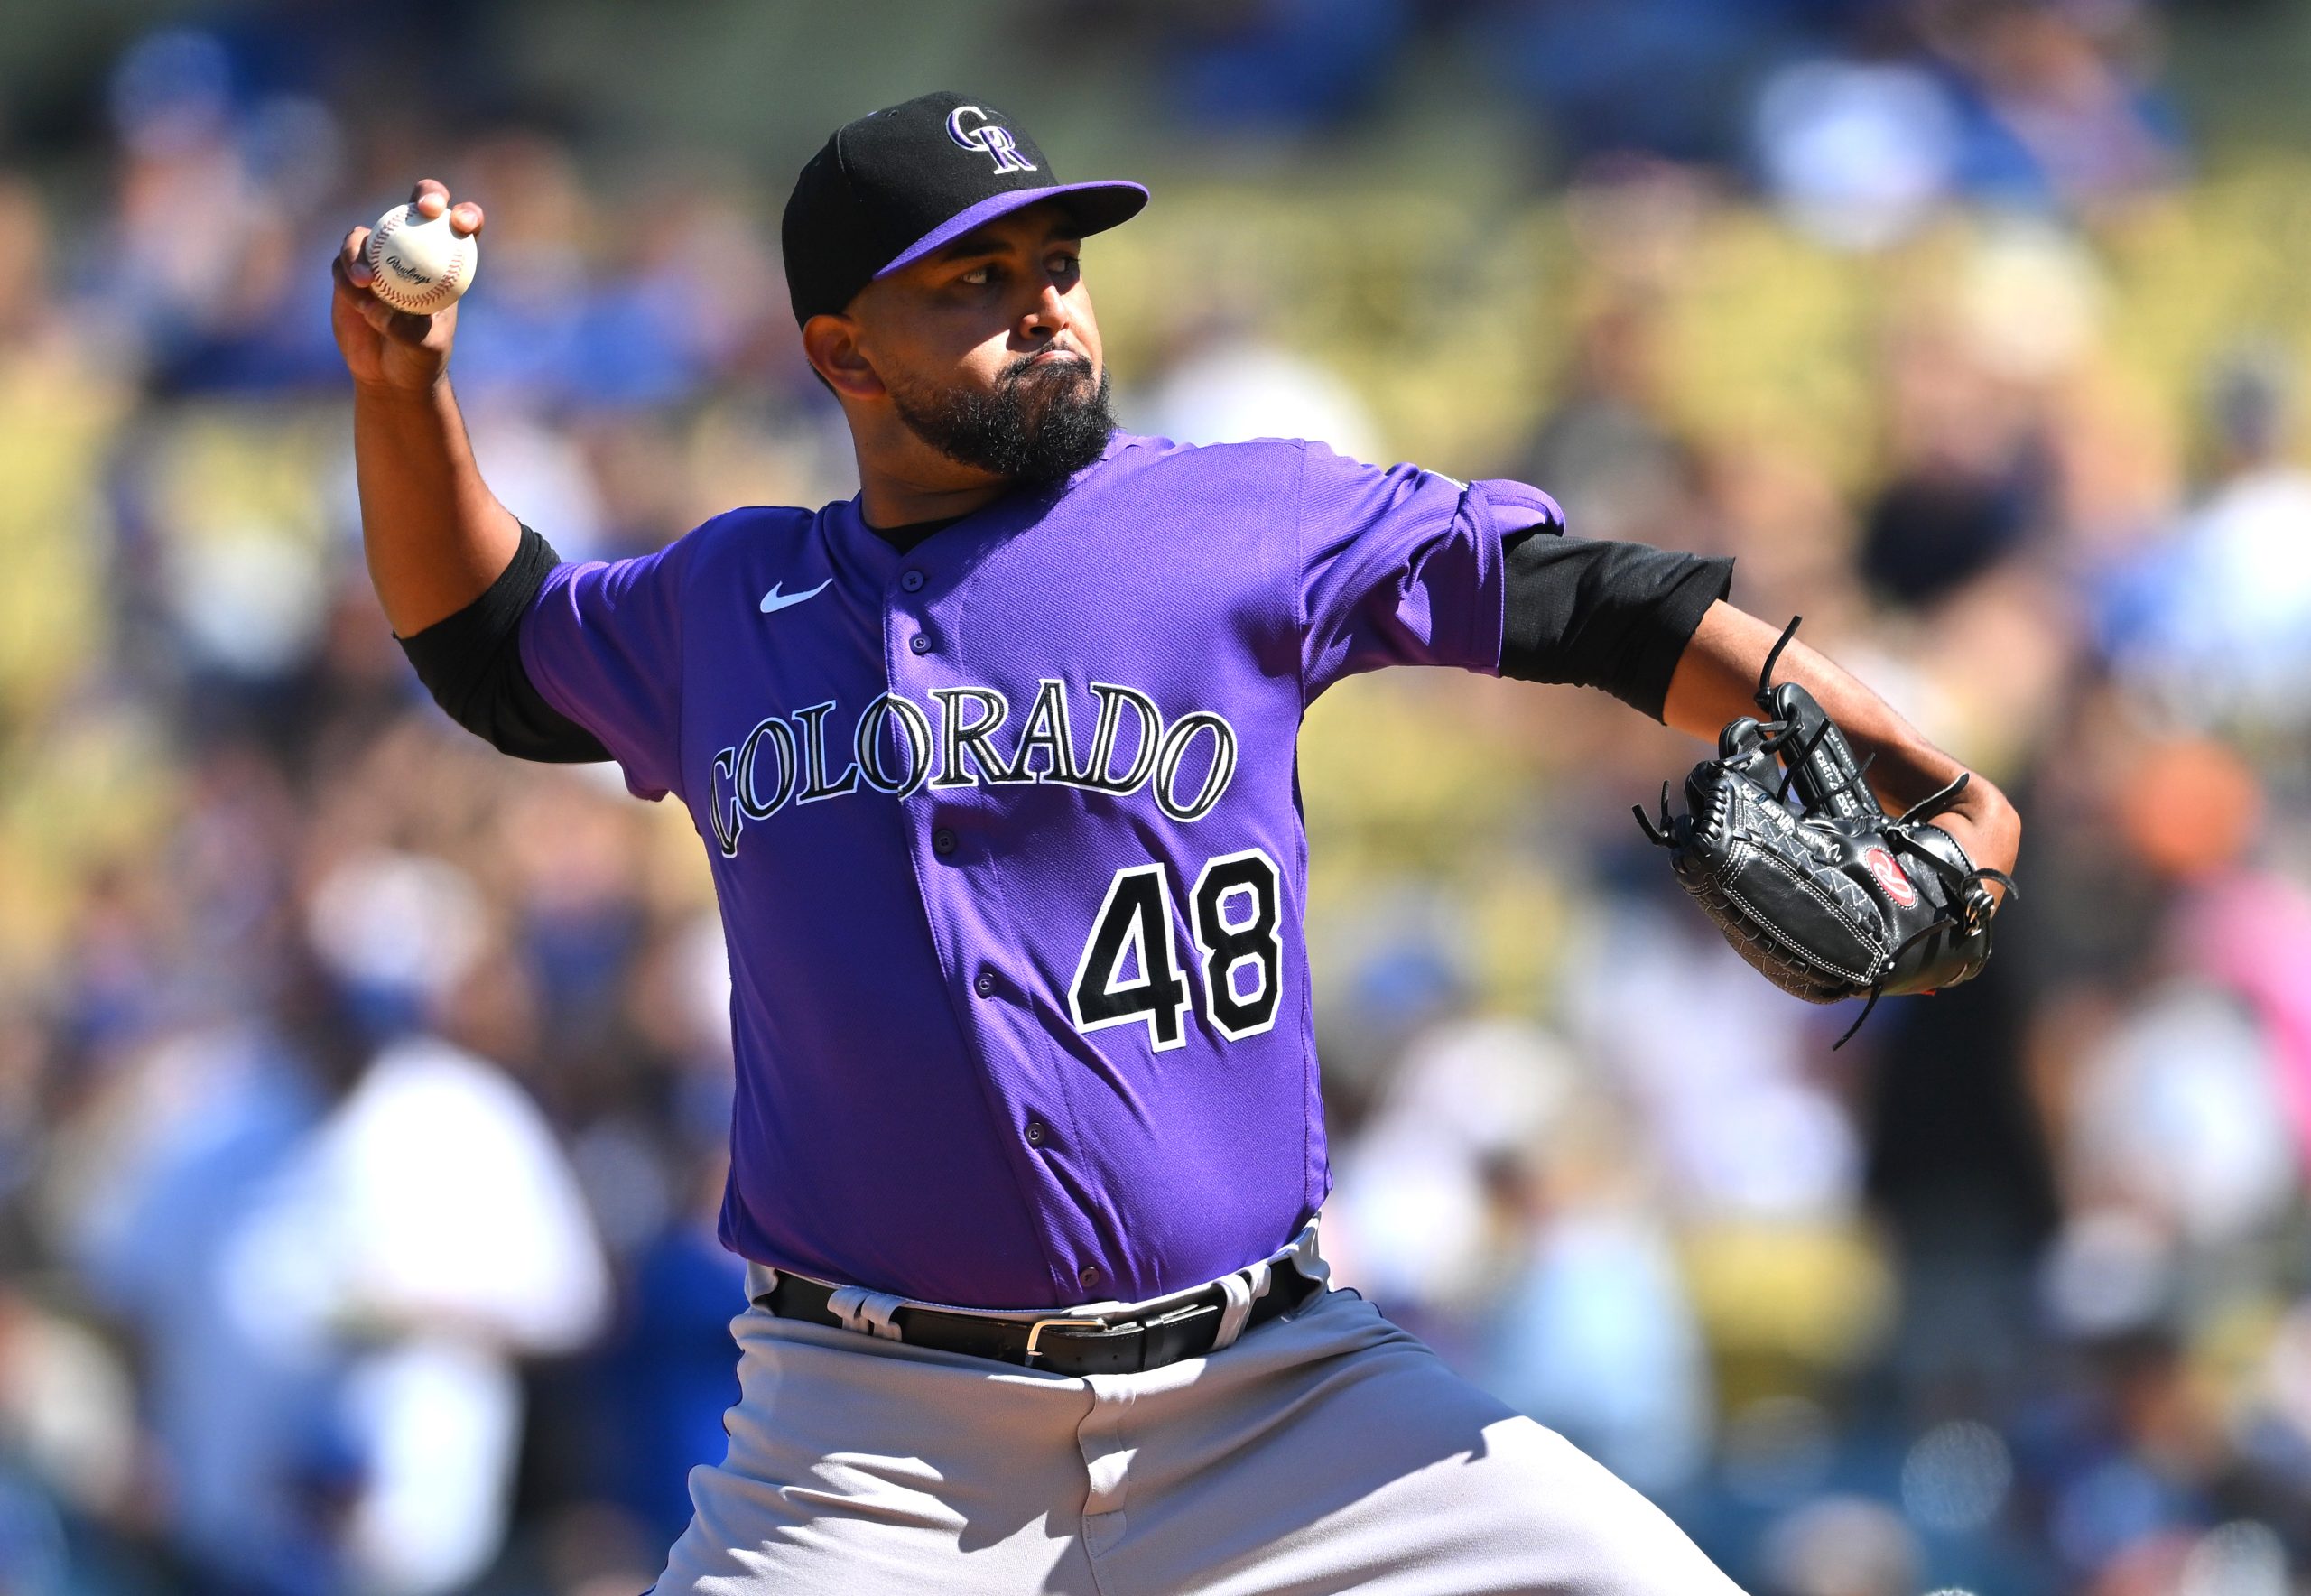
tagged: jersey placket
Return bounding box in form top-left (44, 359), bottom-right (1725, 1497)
top-left (877, 517), bottom-right (1115, 1304)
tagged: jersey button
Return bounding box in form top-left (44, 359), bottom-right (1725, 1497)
top-left (899, 570), bottom-right (926, 593)
top-left (1025, 1118), bottom-right (1049, 1146)
top-left (974, 970), bottom-right (997, 998)
top-left (933, 828), bottom-right (958, 857)
top-left (909, 633), bottom-right (932, 654)
top-left (1078, 1265), bottom-right (1103, 1291)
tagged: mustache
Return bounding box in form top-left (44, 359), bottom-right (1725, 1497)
top-left (999, 348), bottom-right (1092, 385)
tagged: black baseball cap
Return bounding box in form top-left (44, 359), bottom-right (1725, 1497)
top-left (781, 91), bottom-right (1148, 327)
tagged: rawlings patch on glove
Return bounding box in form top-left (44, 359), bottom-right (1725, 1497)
top-left (1636, 618), bottom-right (2012, 1045)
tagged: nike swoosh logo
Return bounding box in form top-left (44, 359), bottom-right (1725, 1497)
top-left (759, 579), bottom-right (832, 615)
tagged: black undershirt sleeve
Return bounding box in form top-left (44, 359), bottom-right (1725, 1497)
top-left (1498, 527), bottom-right (1733, 721)
top-left (396, 524), bottom-right (611, 764)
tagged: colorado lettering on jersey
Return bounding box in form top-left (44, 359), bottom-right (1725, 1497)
top-left (706, 679), bottom-right (1239, 858)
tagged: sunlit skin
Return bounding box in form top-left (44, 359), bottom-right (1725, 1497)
top-left (802, 200), bottom-right (1103, 528)
top-left (331, 180), bottom-right (515, 636)
top-left (330, 182), bottom-right (2017, 894)
top-left (1665, 607), bottom-right (2019, 896)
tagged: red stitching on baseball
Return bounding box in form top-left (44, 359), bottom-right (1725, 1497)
top-left (364, 207), bottom-right (467, 312)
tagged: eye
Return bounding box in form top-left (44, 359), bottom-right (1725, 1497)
top-left (960, 264), bottom-right (997, 287)
top-left (1049, 251), bottom-right (1081, 279)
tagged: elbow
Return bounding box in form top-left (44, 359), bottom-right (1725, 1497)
top-left (1954, 766), bottom-right (2022, 887)
top-left (1977, 768), bottom-right (2021, 845)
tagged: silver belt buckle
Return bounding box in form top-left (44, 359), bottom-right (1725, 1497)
top-left (1023, 1315), bottom-right (1092, 1367)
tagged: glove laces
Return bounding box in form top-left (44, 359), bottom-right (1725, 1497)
top-left (1830, 801), bottom-right (2018, 1050)
top-left (1638, 614), bottom-right (2019, 1050)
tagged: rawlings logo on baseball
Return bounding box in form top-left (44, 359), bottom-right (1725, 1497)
top-left (363, 201), bottom-right (478, 317)
top-left (1864, 845), bottom-right (1918, 907)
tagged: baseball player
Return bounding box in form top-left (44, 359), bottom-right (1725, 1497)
top-left (330, 93), bottom-right (2019, 1594)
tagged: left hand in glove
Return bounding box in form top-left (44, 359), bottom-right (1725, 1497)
top-left (1636, 619), bottom-right (2015, 1044)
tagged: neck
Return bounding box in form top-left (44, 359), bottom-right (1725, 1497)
top-left (851, 429), bottom-right (1013, 530)
top-left (858, 472), bottom-right (1013, 531)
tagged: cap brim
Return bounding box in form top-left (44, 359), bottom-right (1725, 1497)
top-left (875, 181), bottom-right (1150, 280)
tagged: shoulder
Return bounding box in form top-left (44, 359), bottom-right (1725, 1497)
top-left (1094, 431), bottom-right (1316, 486)
top-left (668, 503), bottom-right (818, 567)
top-left (580, 503), bottom-right (818, 590)
top-left (534, 505), bottom-right (821, 632)
top-left (1104, 434), bottom-right (1484, 501)
top-left (1089, 435), bottom-right (1551, 544)
top-left (1081, 436), bottom-right (1333, 549)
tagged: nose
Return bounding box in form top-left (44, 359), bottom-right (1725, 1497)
top-left (1021, 280), bottom-right (1072, 344)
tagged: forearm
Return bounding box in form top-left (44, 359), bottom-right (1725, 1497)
top-left (353, 376), bottom-right (522, 636)
top-left (1662, 602), bottom-right (2020, 884)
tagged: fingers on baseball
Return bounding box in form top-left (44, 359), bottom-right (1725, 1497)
top-left (362, 297), bottom-right (436, 344)
top-left (331, 264), bottom-right (430, 341)
top-left (336, 225), bottom-right (375, 289)
top-left (449, 201), bottom-right (483, 236)
top-left (410, 179), bottom-right (450, 214)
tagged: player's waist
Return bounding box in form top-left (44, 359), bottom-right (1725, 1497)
top-left (746, 1224), bottom-right (1327, 1376)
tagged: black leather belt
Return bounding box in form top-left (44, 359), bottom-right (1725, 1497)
top-left (756, 1264), bottom-right (1322, 1376)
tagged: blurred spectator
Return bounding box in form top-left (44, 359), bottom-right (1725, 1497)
top-left (1755, 59), bottom-right (1963, 250)
top-left (1516, 298), bottom-right (1697, 549)
top-left (1476, 0), bottom-right (1778, 164)
top-left (1858, 308), bottom-right (2047, 611)
top-left (1164, 0), bottom-right (1415, 133)
top-left (2111, 350), bottom-right (2311, 733)
top-left (1758, 1495), bottom-right (1920, 1596)
top-left (5, 2), bottom-right (2311, 1591)
top-left (67, 1020), bottom-right (333, 1591)
top-left (221, 1024), bottom-right (610, 1594)
top-left (1923, 0), bottom-right (2186, 213)
top-left (1480, 1195), bottom-right (1715, 1495)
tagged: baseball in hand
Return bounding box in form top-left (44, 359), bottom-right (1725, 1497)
top-left (363, 201), bottom-right (478, 316)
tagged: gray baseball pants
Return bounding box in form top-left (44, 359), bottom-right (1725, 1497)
top-left (648, 1280), bottom-right (1749, 1595)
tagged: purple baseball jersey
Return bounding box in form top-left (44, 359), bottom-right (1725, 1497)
top-left (521, 432), bottom-right (1561, 1308)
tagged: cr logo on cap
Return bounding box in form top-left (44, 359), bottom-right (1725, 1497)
top-left (946, 106), bottom-right (1038, 176)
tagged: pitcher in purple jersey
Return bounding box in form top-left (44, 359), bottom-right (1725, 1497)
top-left (334, 92), bottom-right (2018, 1596)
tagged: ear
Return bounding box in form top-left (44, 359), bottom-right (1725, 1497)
top-left (803, 313), bottom-right (885, 401)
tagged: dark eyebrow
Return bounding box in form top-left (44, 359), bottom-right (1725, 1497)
top-left (930, 219), bottom-right (1085, 267)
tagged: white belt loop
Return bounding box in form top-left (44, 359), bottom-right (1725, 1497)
top-left (828, 1285), bottom-right (908, 1341)
top-left (1286, 1222), bottom-right (1330, 1288)
top-left (1210, 1258), bottom-right (1272, 1351)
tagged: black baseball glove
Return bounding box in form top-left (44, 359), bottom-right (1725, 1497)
top-left (1635, 618), bottom-right (2013, 1045)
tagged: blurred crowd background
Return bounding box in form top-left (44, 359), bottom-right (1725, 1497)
top-left (4, 1), bottom-right (2311, 1592)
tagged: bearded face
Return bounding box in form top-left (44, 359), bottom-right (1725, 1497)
top-left (885, 348), bottom-right (1117, 487)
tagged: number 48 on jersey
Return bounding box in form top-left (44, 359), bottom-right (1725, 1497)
top-left (1068, 849), bottom-right (1284, 1051)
